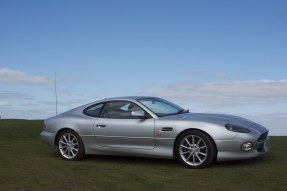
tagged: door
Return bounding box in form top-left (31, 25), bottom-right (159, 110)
top-left (94, 100), bottom-right (155, 150)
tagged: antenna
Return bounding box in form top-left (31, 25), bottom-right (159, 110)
top-left (55, 72), bottom-right (58, 115)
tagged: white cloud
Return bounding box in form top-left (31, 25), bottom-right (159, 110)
top-left (58, 77), bottom-right (81, 83)
top-left (145, 80), bottom-right (287, 107)
top-left (0, 98), bottom-right (91, 119)
top-left (0, 108), bottom-right (55, 119)
top-left (0, 100), bottom-right (10, 107)
top-left (0, 68), bottom-right (52, 84)
top-left (0, 91), bottom-right (34, 100)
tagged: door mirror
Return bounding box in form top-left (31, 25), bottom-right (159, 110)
top-left (131, 110), bottom-right (146, 117)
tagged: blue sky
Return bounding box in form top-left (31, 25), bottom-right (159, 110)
top-left (0, 0), bottom-right (287, 135)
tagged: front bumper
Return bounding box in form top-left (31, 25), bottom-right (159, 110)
top-left (215, 136), bottom-right (270, 162)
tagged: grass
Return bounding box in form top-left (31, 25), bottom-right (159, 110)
top-left (0, 119), bottom-right (286, 191)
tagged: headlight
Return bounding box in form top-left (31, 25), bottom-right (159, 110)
top-left (225, 124), bottom-right (251, 133)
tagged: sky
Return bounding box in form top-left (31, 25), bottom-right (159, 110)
top-left (0, 0), bottom-right (286, 135)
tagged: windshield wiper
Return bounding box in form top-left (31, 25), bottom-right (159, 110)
top-left (177, 109), bottom-right (189, 115)
top-left (156, 109), bottom-right (189, 117)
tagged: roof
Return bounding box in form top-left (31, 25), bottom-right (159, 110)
top-left (106, 96), bottom-right (157, 101)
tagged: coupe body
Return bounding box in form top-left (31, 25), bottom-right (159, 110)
top-left (41, 96), bottom-right (269, 168)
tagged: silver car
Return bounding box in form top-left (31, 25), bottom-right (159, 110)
top-left (41, 96), bottom-right (269, 168)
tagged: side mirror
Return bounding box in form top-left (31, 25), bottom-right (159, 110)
top-left (131, 110), bottom-right (146, 117)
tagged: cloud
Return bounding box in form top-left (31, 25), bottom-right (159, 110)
top-left (0, 108), bottom-right (55, 119)
top-left (39, 98), bottom-right (90, 107)
top-left (0, 68), bottom-right (52, 84)
top-left (0, 100), bottom-right (10, 107)
top-left (0, 91), bottom-right (34, 100)
top-left (145, 80), bottom-right (287, 107)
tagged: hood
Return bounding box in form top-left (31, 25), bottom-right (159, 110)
top-left (162, 113), bottom-right (255, 127)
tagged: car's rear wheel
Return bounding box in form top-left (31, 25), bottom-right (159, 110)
top-left (57, 130), bottom-right (85, 160)
top-left (175, 130), bottom-right (216, 168)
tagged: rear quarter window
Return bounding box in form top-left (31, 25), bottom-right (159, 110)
top-left (83, 103), bottom-right (104, 117)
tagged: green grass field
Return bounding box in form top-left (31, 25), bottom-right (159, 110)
top-left (0, 119), bottom-right (286, 191)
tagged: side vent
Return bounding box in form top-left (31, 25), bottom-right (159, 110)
top-left (160, 127), bottom-right (173, 132)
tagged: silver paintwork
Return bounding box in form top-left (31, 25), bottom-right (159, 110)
top-left (41, 96), bottom-right (269, 162)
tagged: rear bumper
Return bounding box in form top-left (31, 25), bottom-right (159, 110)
top-left (40, 131), bottom-right (56, 148)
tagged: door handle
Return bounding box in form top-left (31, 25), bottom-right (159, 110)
top-left (96, 124), bottom-right (106, 128)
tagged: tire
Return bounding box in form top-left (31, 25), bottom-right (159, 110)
top-left (56, 130), bottom-right (85, 160)
top-left (175, 130), bottom-right (216, 169)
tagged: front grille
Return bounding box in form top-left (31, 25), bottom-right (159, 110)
top-left (257, 132), bottom-right (268, 142)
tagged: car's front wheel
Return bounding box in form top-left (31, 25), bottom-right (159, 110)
top-left (175, 130), bottom-right (216, 168)
top-left (57, 130), bottom-right (85, 160)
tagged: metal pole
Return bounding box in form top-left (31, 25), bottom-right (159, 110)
top-left (55, 72), bottom-right (58, 115)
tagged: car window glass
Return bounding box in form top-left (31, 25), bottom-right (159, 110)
top-left (84, 103), bottom-right (104, 117)
top-left (139, 100), bottom-right (178, 114)
top-left (120, 103), bottom-right (131, 111)
top-left (101, 101), bottom-right (145, 119)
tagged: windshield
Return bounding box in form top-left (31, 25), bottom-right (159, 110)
top-left (138, 97), bottom-right (186, 117)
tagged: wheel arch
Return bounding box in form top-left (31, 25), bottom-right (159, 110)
top-left (173, 128), bottom-right (218, 158)
top-left (55, 127), bottom-right (86, 160)
top-left (54, 128), bottom-right (80, 147)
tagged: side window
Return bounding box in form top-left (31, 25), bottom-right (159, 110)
top-left (84, 103), bottom-right (104, 117)
top-left (101, 101), bottom-right (145, 119)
